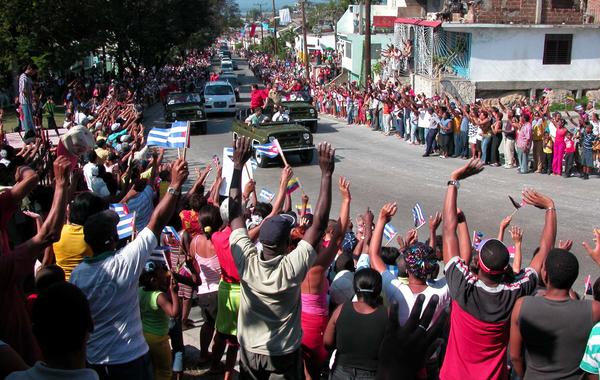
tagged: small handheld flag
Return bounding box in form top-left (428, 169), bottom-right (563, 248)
top-left (472, 231), bottom-right (484, 249)
top-left (250, 158), bottom-right (258, 171)
top-left (162, 226), bottom-right (181, 242)
top-left (110, 203), bottom-right (130, 217)
top-left (117, 213), bottom-right (135, 240)
top-left (287, 177), bottom-right (300, 194)
top-left (254, 142), bottom-right (279, 158)
top-left (412, 203), bottom-right (426, 228)
top-left (296, 204), bottom-right (313, 215)
top-left (585, 275), bottom-right (593, 297)
top-left (147, 121), bottom-right (189, 149)
top-left (259, 188), bottom-right (275, 202)
top-left (383, 223), bottom-right (398, 241)
top-left (508, 195), bottom-right (525, 217)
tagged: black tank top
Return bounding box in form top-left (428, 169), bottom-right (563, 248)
top-left (335, 301), bottom-right (388, 371)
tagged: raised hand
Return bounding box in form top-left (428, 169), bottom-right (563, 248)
top-left (53, 156), bottom-right (72, 187)
top-left (521, 188), bottom-right (554, 210)
top-left (280, 165), bottom-right (293, 185)
top-left (500, 215), bottom-right (512, 230)
top-left (338, 176), bottom-right (351, 200)
top-left (510, 226), bottom-right (523, 244)
top-left (302, 193), bottom-right (309, 204)
top-left (397, 235), bottom-right (406, 252)
top-left (450, 157), bottom-right (484, 181)
top-left (379, 203), bottom-right (398, 223)
top-left (170, 158), bottom-right (189, 189)
top-left (582, 228), bottom-right (600, 265)
top-left (405, 228), bottom-right (418, 246)
top-left (232, 136), bottom-right (252, 169)
top-left (558, 239), bottom-right (573, 251)
top-left (317, 141), bottom-right (335, 175)
top-left (429, 211), bottom-right (442, 232)
top-left (243, 179), bottom-right (256, 197)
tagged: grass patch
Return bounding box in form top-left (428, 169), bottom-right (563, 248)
top-left (549, 96), bottom-right (589, 113)
top-left (1, 106), bottom-right (66, 132)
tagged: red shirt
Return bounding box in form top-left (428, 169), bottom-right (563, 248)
top-left (250, 89), bottom-right (267, 110)
top-left (212, 227), bottom-right (240, 283)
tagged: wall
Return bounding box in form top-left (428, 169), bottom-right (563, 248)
top-left (475, 0), bottom-right (583, 24)
top-left (413, 75), bottom-right (476, 102)
top-left (588, 0), bottom-right (600, 23)
top-left (466, 26), bottom-right (600, 85)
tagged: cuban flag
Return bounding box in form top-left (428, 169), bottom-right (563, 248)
top-left (250, 158), bottom-right (258, 171)
top-left (117, 213), bottom-right (135, 240)
top-left (412, 203), bottom-right (426, 228)
top-left (254, 141), bottom-right (280, 158)
top-left (162, 226), bottom-right (181, 241)
top-left (147, 121), bottom-right (189, 149)
top-left (383, 223), bottom-right (397, 241)
top-left (110, 203), bottom-right (130, 217)
top-left (259, 188), bottom-right (275, 202)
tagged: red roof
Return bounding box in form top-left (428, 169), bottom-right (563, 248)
top-left (394, 18), bottom-right (442, 28)
top-left (373, 16), bottom-right (397, 28)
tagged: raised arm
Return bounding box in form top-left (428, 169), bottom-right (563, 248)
top-left (266, 166), bottom-right (293, 218)
top-left (369, 203), bottom-right (398, 273)
top-left (147, 159), bottom-right (189, 239)
top-left (428, 211), bottom-right (441, 251)
top-left (456, 209), bottom-right (472, 263)
top-left (497, 215), bottom-right (512, 242)
top-left (11, 166), bottom-right (39, 203)
top-left (510, 226), bottom-right (523, 274)
top-left (312, 177), bottom-right (351, 269)
top-left (302, 142), bottom-right (335, 248)
top-left (523, 189), bottom-right (556, 274)
top-left (229, 137), bottom-right (253, 231)
top-left (443, 159), bottom-right (484, 264)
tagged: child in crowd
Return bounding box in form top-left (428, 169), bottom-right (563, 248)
top-left (139, 261), bottom-right (181, 380)
top-left (542, 131), bottom-right (554, 175)
top-left (563, 131), bottom-right (576, 178)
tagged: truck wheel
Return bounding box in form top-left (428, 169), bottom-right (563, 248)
top-left (255, 150), bottom-right (269, 168)
top-left (299, 150), bottom-right (314, 165)
top-left (310, 121), bottom-right (318, 133)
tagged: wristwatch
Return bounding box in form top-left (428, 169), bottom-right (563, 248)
top-left (167, 187), bottom-right (181, 196)
top-left (447, 180), bottom-right (460, 189)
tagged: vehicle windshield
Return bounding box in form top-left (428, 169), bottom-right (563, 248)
top-left (283, 91), bottom-right (310, 102)
top-left (205, 85), bottom-right (233, 95)
top-left (166, 93), bottom-right (201, 105)
top-left (223, 78), bottom-right (239, 87)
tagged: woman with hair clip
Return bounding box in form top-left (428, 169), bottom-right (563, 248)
top-left (324, 268), bottom-right (389, 380)
top-left (189, 205), bottom-right (222, 366)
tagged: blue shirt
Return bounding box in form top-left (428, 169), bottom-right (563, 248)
top-left (127, 185), bottom-right (155, 231)
top-left (460, 117), bottom-right (470, 133)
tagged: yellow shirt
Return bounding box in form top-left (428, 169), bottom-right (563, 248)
top-left (532, 119), bottom-right (546, 141)
top-left (95, 147), bottom-right (109, 165)
top-left (53, 224), bottom-right (93, 280)
top-left (453, 117), bottom-right (462, 134)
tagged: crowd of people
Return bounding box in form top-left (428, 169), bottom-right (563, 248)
top-left (247, 49), bottom-right (600, 180)
top-left (2, 42), bottom-right (600, 380)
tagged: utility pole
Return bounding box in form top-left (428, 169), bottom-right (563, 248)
top-left (254, 3), bottom-right (265, 44)
top-left (301, 0), bottom-right (309, 79)
top-left (272, 0), bottom-right (278, 56)
top-left (364, 0), bottom-right (371, 83)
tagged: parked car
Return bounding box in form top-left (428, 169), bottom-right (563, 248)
top-left (219, 73), bottom-right (240, 101)
top-left (232, 108), bottom-right (315, 167)
top-left (203, 81), bottom-right (237, 115)
top-left (280, 91), bottom-right (318, 133)
top-left (164, 92), bottom-right (207, 134)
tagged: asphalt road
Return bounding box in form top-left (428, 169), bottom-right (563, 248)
top-left (144, 57), bottom-right (600, 285)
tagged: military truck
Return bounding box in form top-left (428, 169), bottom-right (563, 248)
top-left (232, 108), bottom-right (315, 167)
top-left (280, 91), bottom-right (318, 133)
top-left (164, 92), bottom-right (208, 134)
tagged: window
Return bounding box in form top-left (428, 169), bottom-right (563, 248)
top-left (371, 43), bottom-right (382, 60)
top-left (205, 85), bottom-right (233, 95)
top-left (345, 42), bottom-right (352, 59)
top-left (551, 0), bottom-right (574, 8)
top-left (543, 34), bottom-right (572, 65)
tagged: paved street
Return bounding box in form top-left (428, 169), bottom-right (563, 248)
top-left (144, 57), bottom-right (600, 377)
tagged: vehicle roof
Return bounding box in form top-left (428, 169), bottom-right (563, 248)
top-left (204, 81), bottom-right (234, 87)
top-left (167, 91), bottom-right (201, 96)
top-left (219, 73), bottom-right (237, 78)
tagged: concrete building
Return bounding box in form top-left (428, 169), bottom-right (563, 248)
top-left (386, 0), bottom-right (600, 102)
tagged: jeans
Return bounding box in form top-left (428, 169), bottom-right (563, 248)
top-left (395, 115), bottom-right (405, 137)
top-left (370, 109), bottom-right (379, 130)
top-left (418, 127), bottom-right (425, 144)
top-left (90, 352), bottom-right (153, 380)
top-left (439, 133), bottom-right (452, 156)
top-left (425, 128), bottom-right (438, 155)
top-left (410, 122), bottom-right (418, 143)
top-left (169, 318), bottom-right (184, 373)
top-left (490, 133), bottom-right (502, 165)
top-left (347, 106), bottom-right (354, 124)
top-left (382, 114), bottom-right (393, 134)
top-left (516, 148), bottom-right (529, 173)
top-left (563, 152), bottom-right (575, 177)
top-left (330, 365), bottom-right (377, 380)
top-left (456, 131), bottom-right (469, 157)
top-left (543, 152), bottom-right (553, 173)
top-left (481, 135), bottom-right (492, 163)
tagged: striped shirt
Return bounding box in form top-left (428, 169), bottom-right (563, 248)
top-left (581, 322), bottom-right (600, 375)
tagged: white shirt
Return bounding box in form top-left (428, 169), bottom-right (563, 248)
top-left (272, 112), bottom-right (290, 122)
top-left (330, 270), bottom-right (355, 306)
top-left (90, 176), bottom-right (110, 197)
top-left (381, 271), bottom-right (450, 326)
top-left (7, 362), bottom-right (99, 380)
top-left (82, 162), bottom-right (95, 190)
top-left (70, 228), bottom-right (157, 365)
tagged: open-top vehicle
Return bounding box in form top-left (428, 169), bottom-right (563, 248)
top-left (232, 108), bottom-right (315, 167)
top-left (164, 92), bottom-right (207, 134)
top-left (280, 91), bottom-right (318, 133)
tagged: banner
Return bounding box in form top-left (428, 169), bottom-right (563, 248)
top-left (249, 23), bottom-right (257, 38)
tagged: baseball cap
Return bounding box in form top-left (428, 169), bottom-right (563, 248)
top-left (259, 213), bottom-right (297, 247)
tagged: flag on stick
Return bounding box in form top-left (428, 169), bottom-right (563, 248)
top-left (296, 204), bottom-right (312, 215)
top-left (259, 188), bottom-right (275, 202)
top-left (412, 203), bottom-right (426, 228)
top-left (110, 203), bottom-right (130, 217)
top-left (254, 142), bottom-right (279, 158)
top-left (147, 121), bottom-right (189, 148)
top-left (117, 212), bottom-right (135, 240)
top-left (384, 223), bottom-right (398, 241)
top-left (162, 226), bottom-right (181, 241)
top-left (287, 177), bottom-right (300, 194)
